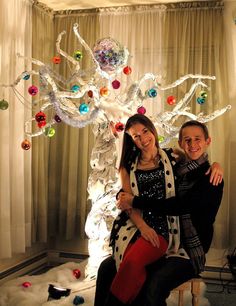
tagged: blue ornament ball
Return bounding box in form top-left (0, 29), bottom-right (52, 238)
top-left (147, 88), bottom-right (157, 98)
top-left (197, 97), bottom-right (205, 104)
top-left (73, 295), bottom-right (84, 305)
top-left (71, 85), bottom-right (80, 93)
top-left (79, 103), bottom-right (89, 114)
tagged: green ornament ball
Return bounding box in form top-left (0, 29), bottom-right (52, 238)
top-left (0, 99), bottom-right (9, 110)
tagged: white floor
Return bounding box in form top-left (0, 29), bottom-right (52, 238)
top-left (0, 259), bottom-right (212, 306)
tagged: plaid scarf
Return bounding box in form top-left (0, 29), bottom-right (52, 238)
top-left (177, 153), bottom-right (208, 275)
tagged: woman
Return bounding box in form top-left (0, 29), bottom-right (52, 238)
top-left (105, 114), bottom-right (182, 306)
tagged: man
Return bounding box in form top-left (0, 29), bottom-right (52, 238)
top-left (94, 120), bottom-right (224, 306)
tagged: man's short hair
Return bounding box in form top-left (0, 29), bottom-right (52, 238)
top-left (178, 120), bottom-right (209, 141)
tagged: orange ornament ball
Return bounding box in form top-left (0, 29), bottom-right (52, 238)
top-left (123, 66), bottom-right (132, 75)
top-left (21, 139), bottom-right (31, 150)
top-left (100, 86), bottom-right (109, 97)
top-left (52, 56), bottom-right (61, 64)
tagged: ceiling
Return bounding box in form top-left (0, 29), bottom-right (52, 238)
top-left (39, 0), bottom-right (195, 11)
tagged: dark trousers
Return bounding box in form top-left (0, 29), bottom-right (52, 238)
top-left (94, 255), bottom-right (195, 306)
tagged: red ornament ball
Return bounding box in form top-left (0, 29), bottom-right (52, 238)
top-left (73, 269), bottom-right (81, 279)
top-left (123, 66), bottom-right (132, 75)
top-left (35, 111), bottom-right (46, 122)
top-left (87, 90), bottom-right (93, 98)
top-left (37, 121), bottom-right (46, 128)
top-left (166, 95), bottom-right (176, 105)
top-left (137, 106), bottom-right (146, 115)
top-left (21, 139), bottom-right (31, 151)
top-left (115, 122), bottom-right (125, 132)
top-left (28, 85), bottom-right (38, 96)
top-left (52, 56), bottom-right (61, 64)
top-left (22, 281), bottom-right (32, 288)
top-left (112, 79), bottom-right (121, 90)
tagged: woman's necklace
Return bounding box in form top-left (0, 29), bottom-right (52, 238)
top-left (139, 154), bottom-right (160, 168)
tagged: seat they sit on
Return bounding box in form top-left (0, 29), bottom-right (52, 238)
top-left (172, 278), bottom-right (202, 306)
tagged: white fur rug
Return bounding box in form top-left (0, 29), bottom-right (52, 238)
top-left (0, 261), bottom-right (210, 306)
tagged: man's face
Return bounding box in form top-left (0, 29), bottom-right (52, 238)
top-left (178, 126), bottom-right (211, 160)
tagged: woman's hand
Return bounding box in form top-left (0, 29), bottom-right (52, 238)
top-left (117, 192), bottom-right (134, 211)
top-left (138, 223), bottom-right (160, 247)
top-left (206, 162), bottom-right (223, 186)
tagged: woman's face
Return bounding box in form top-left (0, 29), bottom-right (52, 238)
top-left (128, 123), bottom-right (156, 153)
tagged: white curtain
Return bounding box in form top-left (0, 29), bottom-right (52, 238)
top-left (0, 0), bottom-right (32, 258)
top-left (0, 0), bottom-right (232, 260)
top-left (162, 1), bottom-right (230, 249)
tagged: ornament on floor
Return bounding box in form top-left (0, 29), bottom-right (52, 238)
top-left (22, 281), bottom-right (32, 288)
top-left (73, 295), bottom-right (85, 305)
top-left (73, 268), bottom-right (81, 279)
top-left (47, 284), bottom-right (71, 301)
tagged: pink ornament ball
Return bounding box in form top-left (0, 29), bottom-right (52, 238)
top-left (73, 269), bottom-right (81, 279)
top-left (22, 281), bottom-right (32, 288)
top-left (137, 106), bottom-right (146, 115)
top-left (28, 85), bottom-right (38, 96)
top-left (112, 79), bottom-right (121, 90)
top-left (167, 95), bottom-right (176, 105)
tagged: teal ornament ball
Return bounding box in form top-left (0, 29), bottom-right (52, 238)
top-left (79, 103), bottom-right (89, 114)
top-left (71, 85), bottom-right (80, 93)
top-left (197, 97), bottom-right (205, 104)
top-left (22, 72), bottom-right (30, 80)
top-left (73, 295), bottom-right (84, 305)
top-left (0, 99), bottom-right (9, 110)
top-left (147, 88), bottom-right (157, 98)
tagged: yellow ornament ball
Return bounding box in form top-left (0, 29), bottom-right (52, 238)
top-left (44, 127), bottom-right (56, 137)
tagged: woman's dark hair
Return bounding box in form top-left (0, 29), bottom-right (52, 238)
top-left (178, 120), bottom-right (209, 141)
top-left (119, 114), bottom-right (159, 171)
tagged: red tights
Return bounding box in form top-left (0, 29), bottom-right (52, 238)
top-left (110, 235), bottom-right (168, 304)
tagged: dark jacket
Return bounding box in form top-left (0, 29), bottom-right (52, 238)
top-left (132, 161), bottom-right (224, 253)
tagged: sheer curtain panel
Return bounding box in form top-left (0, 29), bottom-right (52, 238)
top-left (0, 0), bottom-right (32, 258)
